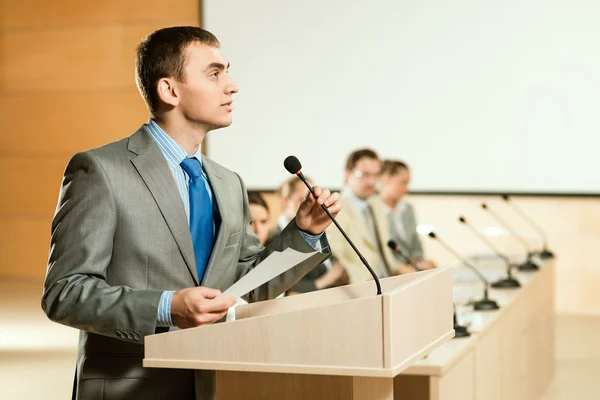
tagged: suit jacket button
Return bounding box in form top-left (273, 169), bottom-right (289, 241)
top-left (115, 330), bottom-right (122, 338)
top-left (126, 332), bottom-right (135, 340)
top-left (134, 333), bottom-right (141, 341)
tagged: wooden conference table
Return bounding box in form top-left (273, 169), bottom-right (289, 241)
top-left (396, 258), bottom-right (555, 400)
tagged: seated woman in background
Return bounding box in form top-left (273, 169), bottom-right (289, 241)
top-left (379, 160), bottom-right (437, 270)
top-left (247, 191), bottom-right (272, 246)
top-left (232, 191), bottom-right (283, 311)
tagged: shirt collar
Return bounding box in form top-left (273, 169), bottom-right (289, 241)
top-left (342, 186), bottom-right (370, 214)
top-left (146, 119), bottom-right (203, 169)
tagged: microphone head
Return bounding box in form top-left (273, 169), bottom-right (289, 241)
top-left (481, 203), bottom-right (488, 210)
top-left (387, 240), bottom-right (398, 251)
top-left (283, 156), bottom-right (302, 175)
top-left (459, 216), bottom-right (466, 224)
top-left (428, 232), bottom-right (437, 239)
top-left (502, 194), bottom-right (510, 201)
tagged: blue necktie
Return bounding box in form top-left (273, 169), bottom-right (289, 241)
top-left (180, 157), bottom-right (214, 283)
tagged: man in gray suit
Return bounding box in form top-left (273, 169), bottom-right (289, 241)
top-left (379, 160), bottom-right (437, 270)
top-left (41, 26), bottom-right (341, 400)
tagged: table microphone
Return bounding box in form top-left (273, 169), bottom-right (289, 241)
top-left (453, 304), bottom-right (471, 338)
top-left (386, 240), bottom-right (420, 270)
top-left (502, 195), bottom-right (554, 259)
top-left (458, 216), bottom-right (520, 288)
top-left (427, 232), bottom-right (499, 311)
top-left (284, 155), bottom-right (382, 295)
top-left (481, 203), bottom-right (539, 271)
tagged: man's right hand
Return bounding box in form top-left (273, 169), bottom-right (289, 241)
top-left (171, 287), bottom-right (237, 329)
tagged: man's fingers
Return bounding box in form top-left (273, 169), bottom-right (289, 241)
top-left (197, 286), bottom-right (222, 299)
top-left (323, 192), bottom-right (340, 208)
top-left (326, 201), bottom-right (342, 214)
top-left (316, 189), bottom-right (331, 205)
top-left (195, 310), bottom-right (229, 326)
top-left (311, 186), bottom-right (322, 198)
top-left (197, 296), bottom-right (237, 313)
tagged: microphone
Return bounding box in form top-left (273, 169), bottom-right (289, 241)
top-left (284, 155), bottom-right (382, 295)
top-left (502, 195), bottom-right (554, 259)
top-left (481, 203), bottom-right (539, 271)
top-left (458, 216), bottom-right (520, 289)
top-left (386, 240), bottom-right (420, 270)
top-left (427, 232), bottom-right (499, 311)
top-left (453, 304), bottom-right (471, 338)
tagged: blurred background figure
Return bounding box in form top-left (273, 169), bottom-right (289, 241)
top-left (379, 160), bottom-right (437, 270)
top-left (326, 149), bottom-right (417, 284)
top-left (274, 177), bottom-right (349, 294)
top-left (247, 191), bottom-right (272, 246)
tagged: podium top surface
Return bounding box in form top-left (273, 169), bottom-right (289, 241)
top-left (144, 267), bottom-right (455, 378)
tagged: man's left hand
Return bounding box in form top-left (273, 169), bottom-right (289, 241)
top-left (295, 186), bottom-right (341, 235)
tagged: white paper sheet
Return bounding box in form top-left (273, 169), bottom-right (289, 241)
top-left (220, 248), bottom-right (327, 298)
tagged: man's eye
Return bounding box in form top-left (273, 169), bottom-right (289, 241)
top-left (209, 71), bottom-right (218, 78)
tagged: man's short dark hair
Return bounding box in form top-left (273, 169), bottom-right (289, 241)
top-left (135, 26), bottom-right (220, 118)
top-left (381, 160), bottom-right (409, 176)
top-left (247, 191), bottom-right (269, 213)
top-left (345, 148), bottom-right (379, 171)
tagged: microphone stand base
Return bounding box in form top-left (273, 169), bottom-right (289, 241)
top-left (518, 260), bottom-right (539, 271)
top-left (540, 249), bottom-right (555, 259)
top-left (492, 276), bottom-right (521, 288)
top-left (454, 324), bottom-right (471, 338)
top-left (474, 298), bottom-right (500, 311)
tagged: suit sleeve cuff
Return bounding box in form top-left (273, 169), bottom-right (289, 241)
top-left (299, 231), bottom-right (323, 250)
top-left (157, 290), bottom-right (176, 327)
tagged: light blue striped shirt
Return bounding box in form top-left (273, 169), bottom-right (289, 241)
top-left (148, 120), bottom-right (320, 327)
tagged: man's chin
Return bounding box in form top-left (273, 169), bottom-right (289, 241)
top-left (208, 118), bottom-right (233, 131)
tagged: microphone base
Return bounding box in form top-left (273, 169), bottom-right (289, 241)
top-left (453, 324), bottom-right (471, 338)
top-left (491, 276), bottom-right (521, 289)
top-left (518, 260), bottom-right (539, 271)
top-left (474, 298), bottom-right (500, 311)
top-left (540, 249), bottom-right (555, 259)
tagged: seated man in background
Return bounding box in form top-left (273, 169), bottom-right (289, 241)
top-left (379, 160), bottom-right (437, 270)
top-left (326, 149), bottom-right (417, 283)
top-left (275, 177), bottom-right (349, 294)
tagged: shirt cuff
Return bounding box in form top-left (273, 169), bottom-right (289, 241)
top-left (299, 231), bottom-right (323, 250)
top-left (157, 290), bottom-right (176, 327)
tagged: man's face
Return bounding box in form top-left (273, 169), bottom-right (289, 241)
top-left (249, 204), bottom-right (270, 245)
top-left (177, 42), bottom-right (238, 130)
top-left (381, 168), bottom-right (411, 202)
top-left (345, 157), bottom-right (382, 200)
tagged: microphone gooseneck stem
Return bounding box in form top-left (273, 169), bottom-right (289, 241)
top-left (433, 236), bottom-right (489, 290)
top-left (506, 201), bottom-right (549, 248)
top-left (484, 206), bottom-right (532, 254)
top-left (463, 222), bottom-right (513, 270)
top-left (297, 172), bottom-right (382, 295)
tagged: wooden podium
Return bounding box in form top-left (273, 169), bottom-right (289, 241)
top-left (144, 267), bottom-right (455, 399)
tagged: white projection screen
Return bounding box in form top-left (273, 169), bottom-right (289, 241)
top-left (203, 0), bottom-right (600, 194)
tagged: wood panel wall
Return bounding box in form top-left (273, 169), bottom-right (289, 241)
top-left (0, 0), bottom-right (200, 279)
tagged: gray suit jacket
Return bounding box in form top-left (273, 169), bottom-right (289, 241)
top-left (388, 202), bottom-right (424, 261)
top-left (42, 126), bottom-right (325, 400)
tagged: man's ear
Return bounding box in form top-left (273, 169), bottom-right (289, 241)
top-left (156, 78), bottom-right (180, 107)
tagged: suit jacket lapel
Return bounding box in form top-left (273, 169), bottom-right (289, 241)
top-left (199, 157), bottom-right (228, 287)
top-left (128, 127), bottom-right (199, 285)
